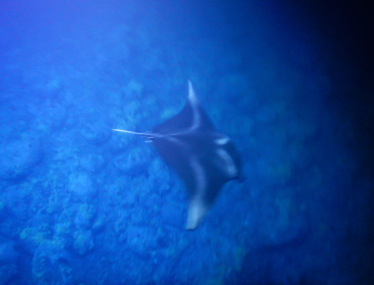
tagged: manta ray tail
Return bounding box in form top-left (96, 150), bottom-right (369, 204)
top-left (112, 129), bottom-right (149, 136)
top-left (112, 129), bottom-right (160, 143)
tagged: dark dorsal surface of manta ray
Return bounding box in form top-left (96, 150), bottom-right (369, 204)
top-left (113, 81), bottom-right (242, 230)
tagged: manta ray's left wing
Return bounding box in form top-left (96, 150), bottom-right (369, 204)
top-left (152, 81), bottom-right (216, 135)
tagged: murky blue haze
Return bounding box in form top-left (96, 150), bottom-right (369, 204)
top-left (0, 0), bottom-right (373, 284)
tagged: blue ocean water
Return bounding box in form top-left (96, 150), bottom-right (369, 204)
top-left (1, 0), bottom-right (373, 284)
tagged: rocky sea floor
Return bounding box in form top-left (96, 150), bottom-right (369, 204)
top-left (0, 1), bottom-right (373, 284)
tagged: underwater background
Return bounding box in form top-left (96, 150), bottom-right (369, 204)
top-left (0, 0), bottom-right (373, 284)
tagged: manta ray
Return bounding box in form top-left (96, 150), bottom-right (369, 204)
top-left (113, 81), bottom-right (242, 230)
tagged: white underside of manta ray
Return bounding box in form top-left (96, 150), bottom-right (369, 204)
top-left (113, 81), bottom-right (242, 230)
